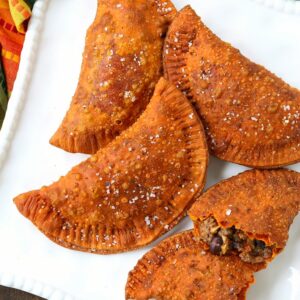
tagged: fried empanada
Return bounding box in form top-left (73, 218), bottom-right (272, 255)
top-left (164, 6), bottom-right (300, 168)
top-left (14, 78), bottom-right (208, 254)
top-left (50, 0), bottom-right (176, 154)
top-left (126, 230), bottom-right (263, 300)
top-left (189, 169), bottom-right (300, 264)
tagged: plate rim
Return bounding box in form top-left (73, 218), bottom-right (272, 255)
top-left (0, 272), bottom-right (74, 300)
top-left (0, 0), bottom-right (48, 170)
top-left (0, 0), bottom-right (75, 299)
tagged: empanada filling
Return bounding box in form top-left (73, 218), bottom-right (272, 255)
top-left (197, 217), bottom-right (274, 264)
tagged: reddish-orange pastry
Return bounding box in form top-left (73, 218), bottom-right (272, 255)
top-left (189, 169), bottom-right (300, 264)
top-left (14, 78), bottom-right (208, 254)
top-left (50, 0), bottom-right (176, 154)
top-left (126, 231), bottom-right (263, 300)
top-left (164, 6), bottom-right (300, 168)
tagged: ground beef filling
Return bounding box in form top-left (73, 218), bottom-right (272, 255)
top-left (197, 217), bottom-right (274, 264)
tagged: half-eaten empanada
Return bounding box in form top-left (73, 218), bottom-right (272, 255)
top-left (189, 169), bottom-right (300, 264)
top-left (164, 6), bottom-right (300, 168)
top-left (51, 0), bottom-right (176, 154)
top-left (14, 78), bottom-right (208, 254)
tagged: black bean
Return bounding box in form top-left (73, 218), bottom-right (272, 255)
top-left (254, 240), bottom-right (266, 249)
top-left (231, 241), bottom-right (240, 250)
top-left (210, 235), bottom-right (223, 255)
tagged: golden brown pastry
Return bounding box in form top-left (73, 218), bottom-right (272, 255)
top-left (14, 78), bottom-right (208, 254)
top-left (164, 6), bottom-right (300, 168)
top-left (189, 169), bottom-right (300, 264)
top-left (51, 0), bottom-right (176, 154)
top-left (126, 231), bottom-right (263, 300)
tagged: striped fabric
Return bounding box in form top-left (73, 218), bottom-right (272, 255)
top-left (0, 47), bottom-right (7, 126)
top-left (0, 0), bottom-right (36, 128)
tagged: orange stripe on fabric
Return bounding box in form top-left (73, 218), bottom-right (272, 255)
top-left (2, 48), bottom-right (19, 63)
top-left (0, 2), bottom-right (9, 9)
top-left (0, 30), bottom-right (24, 53)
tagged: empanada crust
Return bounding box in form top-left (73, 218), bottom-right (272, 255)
top-left (126, 231), bottom-right (263, 300)
top-left (51, 0), bottom-right (176, 154)
top-left (189, 169), bottom-right (300, 256)
top-left (164, 6), bottom-right (300, 168)
top-left (14, 78), bottom-right (208, 254)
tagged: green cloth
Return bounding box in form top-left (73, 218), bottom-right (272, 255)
top-left (25, 0), bottom-right (36, 9)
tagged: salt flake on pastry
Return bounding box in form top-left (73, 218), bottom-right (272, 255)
top-left (164, 6), bottom-right (300, 168)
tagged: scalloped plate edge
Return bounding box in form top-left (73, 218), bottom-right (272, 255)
top-left (0, 0), bottom-right (75, 299)
top-left (0, 0), bottom-right (48, 169)
top-left (0, 272), bottom-right (75, 300)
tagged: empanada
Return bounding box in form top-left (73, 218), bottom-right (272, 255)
top-left (164, 6), bottom-right (300, 168)
top-left (126, 231), bottom-right (263, 300)
top-left (189, 169), bottom-right (300, 264)
top-left (14, 78), bottom-right (208, 253)
top-left (51, 0), bottom-right (176, 154)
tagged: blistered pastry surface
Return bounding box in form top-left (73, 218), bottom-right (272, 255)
top-left (126, 231), bottom-right (262, 300)
top-left (164, 6), bottom-right (300, 167)
top-left (50, 0), bottom-right (176, 154)
top-left (14, 78), bottom-right (208, 253)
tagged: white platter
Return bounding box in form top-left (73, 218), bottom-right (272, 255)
top-left (0, 0), bottom-right (300, 299)
top-left (251, 0), bottom-right (300, 15)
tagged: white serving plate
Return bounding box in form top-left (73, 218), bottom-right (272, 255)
top-left (0, 0), bottom-right (300, 299)
top-left (252, 0), bottom-right (300, 14)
